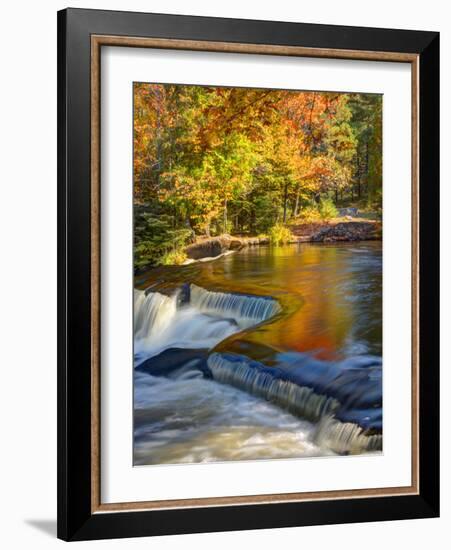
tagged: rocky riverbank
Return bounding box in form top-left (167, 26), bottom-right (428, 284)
top-left (184, 220), bottom-right (381, 261)
top-left (185, 234), bottom-right (269, 260)
top-left (292, 219), bottom-right (382, 243)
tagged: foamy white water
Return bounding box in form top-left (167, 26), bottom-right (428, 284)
top-left (133, 284), bottom-right (333, 464)
top-left (133, 249), bottom-right (382, 464)
top-left (134, 285), bottom-right (281, 363)
top-left (208, 352), bottom-right (382, 454)
top-left (134, 370), bottom-right (331, 465)
top-left (190, 284), bottom-right (281, 328)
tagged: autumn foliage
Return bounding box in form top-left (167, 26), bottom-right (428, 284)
top-left (133, 83), bottom-right (382, 268)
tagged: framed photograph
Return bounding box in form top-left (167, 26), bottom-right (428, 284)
top-left (57, 8), bottom-right (439, 541)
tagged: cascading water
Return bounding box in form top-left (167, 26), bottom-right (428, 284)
top-left (134, 242), bottom-right (383, 464)
top-left (134, 285), bottom-right (281, 364)
top-left (134, 370), bottom-right (330, 465)
top-left (207, 353), bottom-right (341, 422)
top-left (134, 283), bottom-right (327, 464)
top-left (207, 352), bottom-right (382, 453)
top-left (134, 289), bottom-right (178, 347)
top-left (189, 284), bottom-right (281, 328)
top-left (314, 416), bottom-right (382, 454)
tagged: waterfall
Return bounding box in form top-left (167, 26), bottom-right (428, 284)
top-left (134, 288), bottom-right (233, 361)
top-left (314, 416), bottom-right (382, 454)
top-left (207, 352), bottom-right (382, 454)
top-left (134, 285), bottom-right (381, 455)
top-left (134, 369), bottom-right (330, 465)
top-left (134, 286), bottom-right (281, 364)
top-left (208, 352), bottom-right (341, 421)
top-left (189, 284), bottom-right (281, 328)
top-left (134, 285), bottom-right (281, 361)
top-left (134, 289), bottom-right (178, 346)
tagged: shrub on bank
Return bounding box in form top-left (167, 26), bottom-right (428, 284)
top-left (297, 205), bottom-right (322, 223)
top-left (269, 223), bottom-right (293, 245)
top-left (159, 249), bottom-right (188, 266)
top-left (294, 198), bottom-right (338, 224)
top-left (319, 198), bottom-right (339, 220)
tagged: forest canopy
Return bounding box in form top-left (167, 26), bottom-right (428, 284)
top-left (134, 83), bottom-right (382, 269)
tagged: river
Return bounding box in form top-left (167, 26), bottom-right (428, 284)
top-left (134, 241), bottom-right (382, 465)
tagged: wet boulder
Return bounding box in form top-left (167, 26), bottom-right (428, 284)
top-left (185, 235), bottom-right (244, 259)
top-left (136, 348), bottom-right (211, 378)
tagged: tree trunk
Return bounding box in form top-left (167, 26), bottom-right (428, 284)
top-left (250, 209), bottom-right (256, 235)
top-left (357, 154), bottom-right (361, 198)
top-left (293, 187), bottom-right (300, 218)
top-left (283, 182), bottom-right (288, 223)
top-left (365, 141), bottom-right (370, 198)
top-left (223, 199), bottom-right (228, 234)
top-left (155, 87), bottom-right (162, 188)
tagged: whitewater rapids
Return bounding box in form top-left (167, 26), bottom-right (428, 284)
top-left (133, 284), bottom-right (331, 464)
top-left (134, 369), bottom-right (330, 465)
top-left (133, 280), bottom-right (382, 464)
top-left (134, 284), bottom-right (281, 364)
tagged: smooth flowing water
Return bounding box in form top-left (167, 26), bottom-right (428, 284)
top-left (134, 241), bottom-right (382, 465)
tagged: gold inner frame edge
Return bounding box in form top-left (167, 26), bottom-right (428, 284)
top-left (90, 35), bottom-right (420, 514)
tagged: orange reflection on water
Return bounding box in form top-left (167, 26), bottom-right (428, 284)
top-left (137, 242), bottom-right (382, 362)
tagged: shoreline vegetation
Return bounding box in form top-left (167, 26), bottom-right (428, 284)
top-left (134, 84), bottom-right (382, 272)
top-left (135, 214), bottom-right (382, 272)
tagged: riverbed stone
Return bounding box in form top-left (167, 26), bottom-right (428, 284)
top-left (136, 348), bottom-right (211, 378)
top-left (308, 221), bottom-right (380, 242)
top-left (185, 236), bottom-right (230, 259)
top-left (229, 237), bottom-right (244, 250)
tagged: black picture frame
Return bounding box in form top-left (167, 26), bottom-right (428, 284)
top-left (57, 7), bottom-right (439, 541)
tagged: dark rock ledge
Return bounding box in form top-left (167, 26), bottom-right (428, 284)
top-left (185, 234), bottom-right (269, 260)
top-left (184, 221), bottom-right (381, 261)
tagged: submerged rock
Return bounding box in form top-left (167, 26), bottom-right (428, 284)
top-left (136, 348), bottom-right (211, 378)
